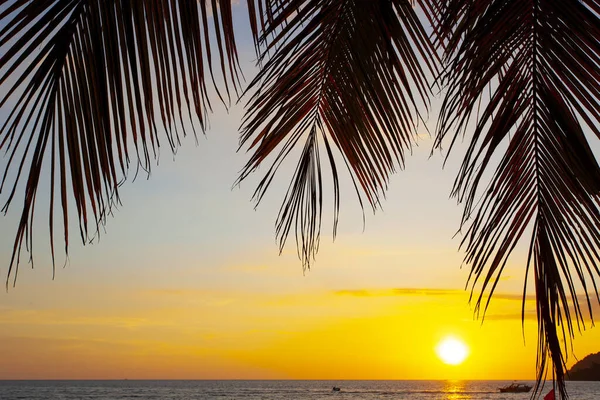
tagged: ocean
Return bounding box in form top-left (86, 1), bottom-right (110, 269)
top-left (0, 380), bottom-right (598, 399)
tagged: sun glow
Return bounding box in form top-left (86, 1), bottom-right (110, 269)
top-left (436, 337), bottom-right (469, 365)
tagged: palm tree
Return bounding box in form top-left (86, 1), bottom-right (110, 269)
top-left (1, 0), bottom-right (599, 397)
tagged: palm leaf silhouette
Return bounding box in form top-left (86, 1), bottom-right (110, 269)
top-left (238, 0), bottom-right (438, 268)
top-left (431, 0), bottom-right (600, 396)
top-left (0, 0), bottom-right (240, 284)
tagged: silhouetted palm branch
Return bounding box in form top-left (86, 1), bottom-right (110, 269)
top-left (431, 0), bottom-right (600, 397)
top-left (0, 0), bottom-right (240, 285)
top-left (238, 0), bottom-right (438, 268)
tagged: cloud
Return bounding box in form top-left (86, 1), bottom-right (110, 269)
top-left (144, 289), bottom-right (209, 296)
top-left (469, 294), bottom-right (600, 322)
top-left (492, 293), bottom-right (536, 302)
top-left (141, 288), bottom-right (238, 307)
top-left (481, 310), bottom-right (538, 321)
top-left (0, 308), bottom-right (163, 328)
top-left (224, 264), bottom-right (271, 273)
top-left (331, 287), bottom-right (600, 322)
top-left (334, 288), bottom-right (466, 298)
top-left (333, 287), bottom-right (541, 301)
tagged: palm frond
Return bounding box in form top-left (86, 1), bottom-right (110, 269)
top-left (0, 0), bottom-right (240, 285)
top-left (238, 0), bottom-right (438, 268)
top-left (432, 0), bottom-right (600, 397)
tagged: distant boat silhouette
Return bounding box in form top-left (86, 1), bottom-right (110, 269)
top-left (498, 383), bottom-right (532, 393)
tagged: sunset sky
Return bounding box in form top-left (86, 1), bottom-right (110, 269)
top-left (1, 1), bottom-right (600, 381)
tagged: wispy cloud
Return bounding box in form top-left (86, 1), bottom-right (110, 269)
top-left (335, 288), bottom-right (466, 298)
top-left (144, 289), bottom-right (212, 296)
top-left (481, 310), bottom-right (537, 321)
top-left (223, 264), bottom-right (272, 273)
top-left (331, 287), bottom-right (600, 322)
top-left (333, 287), bottom-right (541, 301)
top-left (141, 289), bottom-right (238, 307)
top-left (0, 308), bottom-right (164, 328)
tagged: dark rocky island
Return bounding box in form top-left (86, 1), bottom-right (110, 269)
top-left (568, 352), bottom-right (600, 381)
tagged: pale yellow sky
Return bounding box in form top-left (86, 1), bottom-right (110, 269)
top-left (1, 1), bottom-right (600, 381)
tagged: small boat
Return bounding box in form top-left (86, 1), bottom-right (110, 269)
top-left (332, 386), bottom-right (341, 392)
top-left (499, 383), bottom-right (532, 393)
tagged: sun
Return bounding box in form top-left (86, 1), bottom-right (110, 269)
top-left (436, 337), bottom-right (469, 365)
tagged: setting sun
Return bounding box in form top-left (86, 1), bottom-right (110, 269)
top-left (436, 337), bottom-right (469, 365)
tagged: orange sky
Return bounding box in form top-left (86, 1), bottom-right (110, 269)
top-left (2, 217), bottom-right (600, 380)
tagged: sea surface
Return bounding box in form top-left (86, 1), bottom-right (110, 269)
top-left (0, 380), bottom-right (598, 399)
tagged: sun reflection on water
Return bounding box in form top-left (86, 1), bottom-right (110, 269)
top-left (443, 380), bottom-right (473, 400)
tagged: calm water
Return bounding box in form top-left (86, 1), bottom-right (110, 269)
top-left (0, 380), bottom-right (598, 399)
